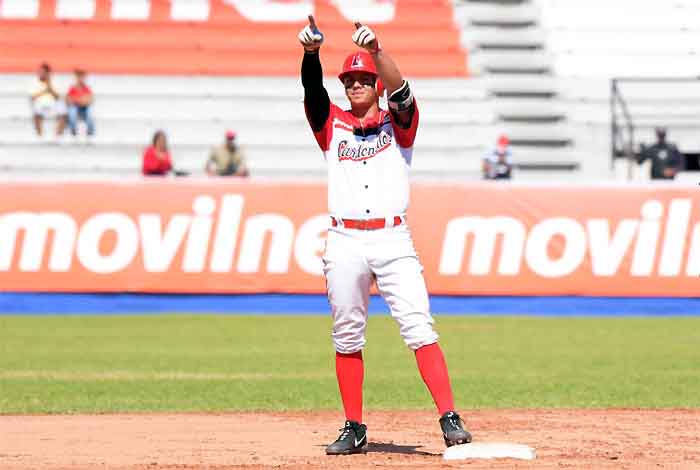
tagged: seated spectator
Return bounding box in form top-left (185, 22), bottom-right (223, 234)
top-left (29, 62), bottom-right (67, 140)
top-left (636, 127), bottom-right (683, 180)
top-left (142, 130), bottom-right (173, 176)
top-left (482, 134), bottom-right (513, 180)
top-left (66, 69), bottom-right (96, 141)
top-left (206, 130), bottom-right (250, 177)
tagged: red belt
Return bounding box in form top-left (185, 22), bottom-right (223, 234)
top-left (331, 216), bottom-right (403, 230)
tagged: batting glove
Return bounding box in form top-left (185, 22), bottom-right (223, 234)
top-left (298, 15), bottom-right (324, 52)
top-left (352, 23), bottom-right (381, 54)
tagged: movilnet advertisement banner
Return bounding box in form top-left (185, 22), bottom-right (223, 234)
top-left (1, 180), bottom-right (699, 296)
top-left (0, 0), bottom-right (466, 76)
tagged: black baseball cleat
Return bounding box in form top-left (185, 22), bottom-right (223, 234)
top-left (326, 420), bottom-right (368, 455)
top-left (439, 411), bottom-right (472, 447)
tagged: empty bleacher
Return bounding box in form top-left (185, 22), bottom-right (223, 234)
top-left (0, 74), bottom-right (496, 179)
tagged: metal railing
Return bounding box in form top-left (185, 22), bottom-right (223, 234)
top-left (611, 77), bottom-right (700, 178)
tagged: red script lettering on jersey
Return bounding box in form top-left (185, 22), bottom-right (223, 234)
top-left (337, 132), bottom-right (392, 162)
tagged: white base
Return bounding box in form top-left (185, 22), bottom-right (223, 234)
top-left (443, 442), bottom-right (536, 461)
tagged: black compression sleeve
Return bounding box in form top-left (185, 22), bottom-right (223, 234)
top-left (301, 52), bottom-right (330, 131)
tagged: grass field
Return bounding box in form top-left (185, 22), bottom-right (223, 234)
top-left (1, 315), bottom-right (699, 414)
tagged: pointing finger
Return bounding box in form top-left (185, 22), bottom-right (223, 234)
top-left (309, 15), bottom-right (317, 29)
top-left (354, 21), bottom-right (362, 30)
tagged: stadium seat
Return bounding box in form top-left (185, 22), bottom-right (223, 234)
top-left (458, 3), bottom-right (540, 27)
top-left (0, 1), bottom-right (467, 76)
top-left (469, 50), bottom-right (553, 75)
top-left (461, 27), bottom-right (546, 51)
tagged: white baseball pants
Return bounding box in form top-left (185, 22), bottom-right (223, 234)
top-left (322, 222), bottom-right (439, 354)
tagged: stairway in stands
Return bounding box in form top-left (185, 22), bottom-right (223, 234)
top-left (454, 0), bottom-right (578, 173)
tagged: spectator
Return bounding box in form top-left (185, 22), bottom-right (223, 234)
top-left (482, 134), bottom-right (513, 180)
top-left (29, 62), bottom-right (67, 140)
top-left (66, 69), bottom-right (96, 141)
top-left (206, 130), bottom-right (249, 177)
top-left (142, 130), bottom-right (173, 176)
top-left (636, 127), bottom-right (683, 180)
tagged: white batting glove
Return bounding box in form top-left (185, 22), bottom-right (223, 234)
top-left (298, 15), bottom-right (324, 52)
top-left (352, 22), bottom-right (381, 53)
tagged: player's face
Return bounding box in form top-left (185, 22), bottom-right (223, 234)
top-left (343, 72), bottom-right (377, 107)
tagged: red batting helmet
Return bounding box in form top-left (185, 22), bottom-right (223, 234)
top-left (338, 50), bottom-right (384, 97)
top-left (338, 50), bottom-right (377, 81)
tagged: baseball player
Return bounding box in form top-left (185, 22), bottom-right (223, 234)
top-left (298, 16), bottom-right (472, 455)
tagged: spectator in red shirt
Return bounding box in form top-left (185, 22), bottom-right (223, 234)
top-left (66, 69), bottom-right (96, 140)
top-left (142, 130), bottom-right (173, 176)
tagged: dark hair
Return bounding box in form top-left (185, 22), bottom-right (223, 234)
top-left (152, 130), bottom-right (167, 148)
top-left (74, 68), bottom-right (86, 75)
top-left (39, 62), bottom-right (51, 73)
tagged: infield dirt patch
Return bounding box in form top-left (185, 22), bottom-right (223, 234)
top-left (1, 410), bottom-right (698, 469)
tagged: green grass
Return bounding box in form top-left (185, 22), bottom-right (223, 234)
top-left (1, 315), bottom-right (699, 413)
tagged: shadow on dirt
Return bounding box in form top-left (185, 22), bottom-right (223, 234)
top-left (366, 442), bottom-right (440, 456)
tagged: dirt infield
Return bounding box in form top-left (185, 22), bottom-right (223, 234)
top-left (1, 410), bottom-right (698, 469)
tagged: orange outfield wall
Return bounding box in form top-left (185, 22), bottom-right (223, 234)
top-left (1, 180), bottom-right (699, 297)
top-left (0, 0), bottom-right (467, 76)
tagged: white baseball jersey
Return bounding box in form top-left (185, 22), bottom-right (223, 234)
top-left (308, 102), bottom-right (419, 219)
top-left (304, 96), bottom-right (437, 354)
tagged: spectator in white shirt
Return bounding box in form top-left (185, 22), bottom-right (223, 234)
top-left (482, 134), bottom-right (513, 180)
top-left (29, 62), bottom-right (67, 140)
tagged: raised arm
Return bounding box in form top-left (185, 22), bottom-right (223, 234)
top-left (352, 22), bottom-right (403, 95)
top-left (299, 15), bottom-right (330, 132)
top-left (352, 22), bottom-right (416, 128)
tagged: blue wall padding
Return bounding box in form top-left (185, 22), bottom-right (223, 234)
top-left (0, 293), bottom-right (699, 316)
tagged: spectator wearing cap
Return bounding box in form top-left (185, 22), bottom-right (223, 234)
top-left (482, 134), bottom-right (513, 180)
top-left (636, 127), bottom-right (683, 180)
top-left (66, 69), bottom-right (96, 141)
top-left (206, 130), bottom-right (249, 177)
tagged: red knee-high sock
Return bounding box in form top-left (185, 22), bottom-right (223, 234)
top-left (335, 351), bottom-right (364, 423)
top-left (415, 342), bottom-right (455, 415)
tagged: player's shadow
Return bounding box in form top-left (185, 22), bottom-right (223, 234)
top-left (366, 441), bottom-right (440, 456)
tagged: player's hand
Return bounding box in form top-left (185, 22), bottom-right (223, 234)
top-left (298, 15), bottom-right (324, 52)
top-left (352, 22), bottom-right (380, 54)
